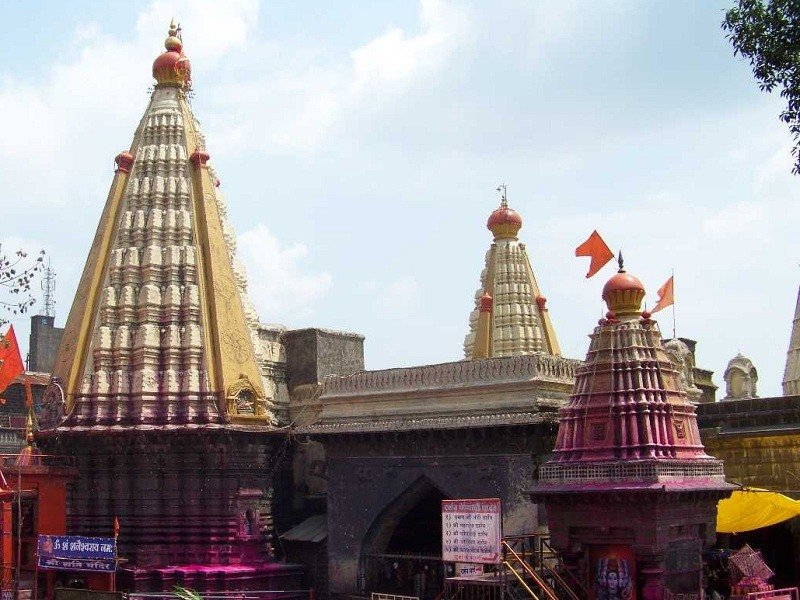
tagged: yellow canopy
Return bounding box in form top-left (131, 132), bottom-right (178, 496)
top-left (717, 488), bottom-right (800, 534)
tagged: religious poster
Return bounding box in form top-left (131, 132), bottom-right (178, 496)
top-left (442, 498), bottom-right (502, 564)
top-left (590, 545), bottom-right (635, 600)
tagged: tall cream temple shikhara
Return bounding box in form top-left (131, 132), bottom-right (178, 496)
top-left (463, 186), bottom-right (560, 359)
top-left (38, 23), bottom-right (299, 592)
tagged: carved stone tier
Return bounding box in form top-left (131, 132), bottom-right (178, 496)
top-left (549, 319), bottom-right (710, 465)
top-left (294, 353), bottom-right (580, 433)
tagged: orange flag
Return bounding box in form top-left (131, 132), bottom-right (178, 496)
top-left (0, 326), bottom-right (24, 395)
top-left (652, 275), bottom-right (674, 313)
top-left (575, 230), bottom-right (614, 278)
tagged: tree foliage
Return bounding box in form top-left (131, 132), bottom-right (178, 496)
top-left (0, 245), bottom-right (45, 326)
top-left (723, 0), bottom-right (800, 174)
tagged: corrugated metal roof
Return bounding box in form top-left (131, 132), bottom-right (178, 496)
top-left (280, 514), bottom-right (327, 543)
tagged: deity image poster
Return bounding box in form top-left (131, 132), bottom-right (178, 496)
top-left (590, 545), bottom-right (636, 600)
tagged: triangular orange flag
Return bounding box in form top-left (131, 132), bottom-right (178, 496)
top-left (652, 275), bottom-right (674, 313)
top-left (575, 230), bottom-right (614, 278)
top-left (0, 326), bottom-right (24, 396)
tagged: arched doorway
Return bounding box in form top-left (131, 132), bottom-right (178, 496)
top-left (360, 477), bottom-right (450, 598)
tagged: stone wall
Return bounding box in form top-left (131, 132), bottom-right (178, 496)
top-left (282, 328), bottom-right (365, 392)
top-left (290, 352), bottom-right (576, 597)
top-left (322, 423), bottom-right (556, 595)
top-left (40, 429), bottom-right (286, 581)
top-left (698, 395), bottom-right (800, 492)
top-left (703, 431), bottom-right (800, 491)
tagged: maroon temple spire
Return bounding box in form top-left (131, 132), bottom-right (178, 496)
top-left (533, 261), bottom-right (731, 600)
top-left (550, 269), bottom-right (707, 465)
top-left (538, 260), bottom-right (727, 488)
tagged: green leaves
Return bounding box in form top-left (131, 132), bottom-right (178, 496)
top-left (173, 586), bottom-right (204, 600)
top-left (723, 0), bottom-right (800, 174)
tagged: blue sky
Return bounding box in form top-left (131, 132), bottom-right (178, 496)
top-left (0, 1), bottom-right (797, 397)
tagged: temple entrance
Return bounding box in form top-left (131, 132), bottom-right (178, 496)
top-left (361, 477), bottom-right (450, 598)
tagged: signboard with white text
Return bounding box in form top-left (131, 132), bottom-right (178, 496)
top-left (442, 498), bottom-right (501, 564)
top-left (37, 535), bottom-right (116, 573)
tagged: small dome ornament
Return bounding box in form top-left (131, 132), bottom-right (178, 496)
top-left (479, 292), bottom-right (494, 312)
top-left (487, 183), bottom-right (523, 239)
top-left (152, 20), bottom-right (191, 88)
top-left (601, 252), bottom-right (645, 318)
top-left (115, 151), bottom-right (134, 173)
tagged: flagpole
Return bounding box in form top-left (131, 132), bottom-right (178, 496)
top-left (671, 269), bottom-right (676, 339)
top-left (112, 517), bottom-right (119, 592)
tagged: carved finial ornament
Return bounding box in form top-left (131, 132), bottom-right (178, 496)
top-left (496, 183), bottom-right (508, 208)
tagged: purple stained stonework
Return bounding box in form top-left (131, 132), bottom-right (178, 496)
top-left (532, 267), bottom-right (733, 600)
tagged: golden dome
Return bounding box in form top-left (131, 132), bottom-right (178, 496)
top-left (152, 20), bottom-right (191, 87)
top-left (486, 185), bottom-right (522, 239)
top-left (602, 256), bottom-right (645, 318)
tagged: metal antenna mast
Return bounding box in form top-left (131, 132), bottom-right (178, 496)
top-left (41, 258), bottom-right (56, 318)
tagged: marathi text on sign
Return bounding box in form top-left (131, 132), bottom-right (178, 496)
top-left (37, 535), bottom-right (117, 573)
top-left (38, 535), bottom-right (116, 561)
top-left (442, 498), bottom-right (501, 565)
top-left (37, 556), bottom-right (117, 573)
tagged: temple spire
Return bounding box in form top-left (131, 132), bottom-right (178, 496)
top-left (533, 263), bottom-right (731, 600)
top-left (464, 188), bottom-right (561, 358)
top-left (783, 283), bottom-right (800, 395)
top-left (41, 24), bottom-right (278, 429)
top-left (34, 27), bottom-right (296, 592)
top-left (547, 264), bottom-right (719, 464)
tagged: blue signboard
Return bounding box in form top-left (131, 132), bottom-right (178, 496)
top-left (37, 535), bottom-right (116, 561)
top-left (37, 556), bottom-right (116, 573)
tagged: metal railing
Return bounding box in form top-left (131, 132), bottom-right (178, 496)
top-left (501, 542), bottom-right (557, 600)
top-left (502, 561), bottom-right (539, 600)
top-left (441, 535), bottom-right (586, 600)
top-left (502, 535), bottom-right (585, 600)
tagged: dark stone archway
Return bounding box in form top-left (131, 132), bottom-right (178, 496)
top-left (360, 476), bottom-right (450, 595)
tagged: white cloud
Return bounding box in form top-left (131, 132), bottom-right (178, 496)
top-left (204, 0), bottom-right (472, 155)
top-left (351, 0), bottom-right (468, 92)
top-left (701, 201), bottom-right (765, 240)
top-left (238, 224), bottom-right (332, 321)
top-left (379, 276), bottom-right (420, 314)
